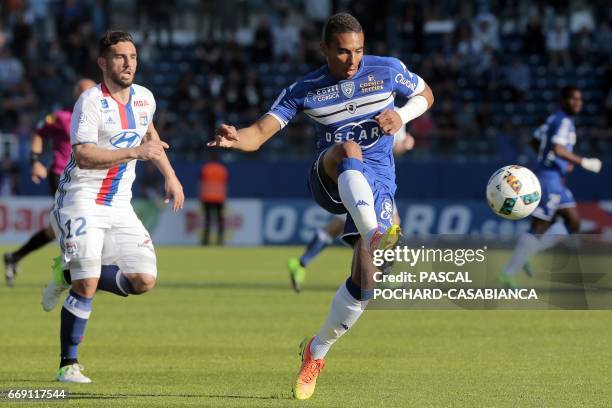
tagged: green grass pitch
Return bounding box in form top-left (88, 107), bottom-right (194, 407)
top-left (0, 245), bottom-right (610, 407)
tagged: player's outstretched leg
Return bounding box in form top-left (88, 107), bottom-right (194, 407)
top-left (4, 226), bottom-right (55, 286)
top-left (293, 243), bottom-right (373, 399)
top-left (57, 279), bottom-right (96, 383)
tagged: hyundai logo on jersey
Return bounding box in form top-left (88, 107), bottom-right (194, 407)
top-left (110, 131), bottom-right (141, 148)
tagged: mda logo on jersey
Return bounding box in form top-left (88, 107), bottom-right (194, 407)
top-left (110, 131), bottom-right (141, 148)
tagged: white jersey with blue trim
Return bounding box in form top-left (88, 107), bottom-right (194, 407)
top-left (55, 82), bottom-right (156, 209)
top-left (266, 55), bottom-right (423, 190)
top-left (534, 110), bottom-right (576, 175)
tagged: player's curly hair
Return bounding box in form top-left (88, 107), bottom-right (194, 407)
top-left (323, 13), bottom-right (363, 45)
top-left (560, 85), bottom-right (580, 100)
top-left (98, 30), bottom-right (135, 57)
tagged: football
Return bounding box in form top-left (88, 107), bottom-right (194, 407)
top-left (486, 165), bottom-right (541, 220)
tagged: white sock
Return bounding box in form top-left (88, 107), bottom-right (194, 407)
top-left (504, 233), bottom-right (540, 276)
top-left (337, 169), bottom-right (378, 245)
top-left (538, 221), bottom-right (568, 251)
top-left (309, 282), bottom-right (367, 359)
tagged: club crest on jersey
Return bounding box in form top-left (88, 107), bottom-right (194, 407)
top-left (110, 131), bottom-right (140, 148)
top-left (341, 81), bottom-right (355, 98)
top-left (346, 102), bottom-right (357, 114)
top-left (139, 112), bottom-right (148, 126)
top-left (101, 99), bottom-right (109, 109)
top-left (380, 199), bottom-right (393, 220)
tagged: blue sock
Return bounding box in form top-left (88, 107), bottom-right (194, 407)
top-left (300, 229), bottom-right (333, 267)
top-left (97, 265), bottom-right (135, 296)
top-left (60, 290), bottom-right (93, 361)
top-left (345, 277), bottom-right (373, 301)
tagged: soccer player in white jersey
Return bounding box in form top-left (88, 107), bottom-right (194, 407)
top-left (209, 13), bottom-right (434, 399)
top-left (288, 127), bottom-right (415, 292)
top-left (41, 30), bottom-right (185, 383)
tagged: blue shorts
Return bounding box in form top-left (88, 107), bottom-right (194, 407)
top-left (307, 149), bottom-right (395, 246)
top-left (531, 171), bottom-right (576, 221)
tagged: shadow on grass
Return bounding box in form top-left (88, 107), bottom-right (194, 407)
top-left (68, 392), bottom-right (291, 401)
top-left (158, 281), bottom-right (338, 292)
top-left (0, 281), bottom-right (339, 292)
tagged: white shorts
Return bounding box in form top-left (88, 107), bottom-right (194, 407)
top-left (50, 204), bottom-right (157, 281)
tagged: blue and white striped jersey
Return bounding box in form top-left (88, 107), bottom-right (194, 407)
top-left (533, 110), bottom-right (576, 175)
top-left (266, 55), bottom-right (423, 190)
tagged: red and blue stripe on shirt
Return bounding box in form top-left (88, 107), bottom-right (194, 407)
top-left (96, 83), bottom-right (136, 206)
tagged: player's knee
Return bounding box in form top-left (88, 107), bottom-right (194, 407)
top-left (71, 278), bottom-right (98, 298)
top-left (130, 274), bottom-right (156, 294)
top-left (339, 140), bottom-right (362, 159)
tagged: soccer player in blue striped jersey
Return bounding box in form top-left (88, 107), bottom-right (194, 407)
top-left (501, 86), bottom-right (602, 288)
top-left (209, 13), bottom-right (434, 399)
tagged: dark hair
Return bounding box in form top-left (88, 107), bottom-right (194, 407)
top-left (322, 13), bottom-right (363, 45)
top-left (560, 85), bottom-right (580, 100)
top-left (98, 30), bottom-right (135, 57)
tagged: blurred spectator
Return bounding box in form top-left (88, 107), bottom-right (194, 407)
top-left (252, 19), bottom-right (273, 63)
top-left (573, 27), bottom-right (592, 66)
top-left (0, 156), bottom-right (20, 196)
top-left (496, 121), bottom-right (518, 163)
top-left (593, 21), bottom-right (612, 61)
top-left (504, 57), bottom-right (530, 102)
top-left (272, 8), bottom-right (299, 61)
top-left (200, 152), bottom-right (228, 246)
top-left (243, 69), bottom-right (263, 110)
top-left (546, 19), bottom-right (571, 68)
top-left (455, 23), bottom-right (482, 73)
top-left (436, 100), bottom-right (459, 134)
top-left (0, 48), bottom-right (24, 89)
top-left (139, 1), bottom-right (173, 47)
top-left (0, 79), bottom-right (36, 131)
top-left (523, 15), bottom-right (545, 54)
top-left (171, 71), bottom-right (205, 115)
top-left (473, 11), bottom-right (500, 51)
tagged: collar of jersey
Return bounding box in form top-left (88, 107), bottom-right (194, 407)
top-left (101, 81), bottom-right (135, 106)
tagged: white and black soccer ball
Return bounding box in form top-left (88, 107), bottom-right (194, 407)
top-left (486, 165), bottom-right (541, 220)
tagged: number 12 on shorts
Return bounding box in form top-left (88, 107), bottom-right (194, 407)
top-left (65, 217), bottom-right (87, 238)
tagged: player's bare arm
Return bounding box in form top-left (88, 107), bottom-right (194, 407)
top-left (73, 139), bottom-right (167, 170)
top-left (552, 143), bottom-right (602, 173)
top-left (144, 122), bottom-right (185, 211)
top-left (375, 81), bottom-right (434, 134)
top-left (30, 133), bottom-right (47, 183)
top-left (208, 114), bottom-right (281, 152)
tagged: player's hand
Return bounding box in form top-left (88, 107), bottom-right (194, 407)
top-left (207, 124), bottom-right (239, 149)
top-left (31, 161), bottom-right (48, 184)
top-left (375, 109), bottom-right (403, 135)
top-left (134, 139), bottom-right (169, 161)
top-left (581, 157), bottom-right (602, 173)
top-left (164, 175), bottom-right (184, 211)
top-left (402, 132), bottom-right (415, 151)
